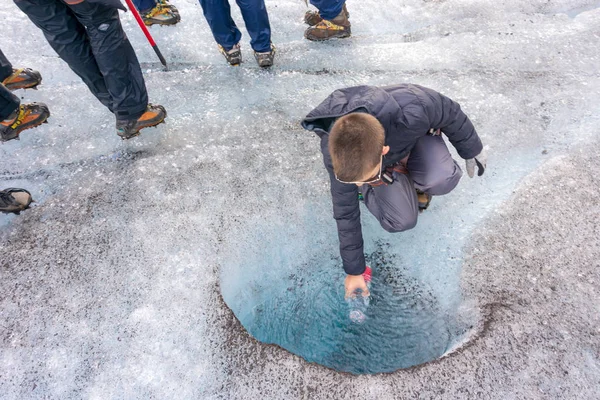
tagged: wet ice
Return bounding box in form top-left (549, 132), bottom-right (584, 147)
top-left (1, 0), bottom-right (599, 396)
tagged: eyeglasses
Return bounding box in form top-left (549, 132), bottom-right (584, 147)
top-left (335, 155), bottom-right (384, 185)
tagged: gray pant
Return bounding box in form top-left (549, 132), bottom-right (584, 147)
top-left (14, 0), bottom-right (148, 120)
top-left (362, 135), bottom-right (463, 233)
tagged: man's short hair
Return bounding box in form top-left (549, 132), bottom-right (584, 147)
top-left (329, 113), bottom-right (385, 182)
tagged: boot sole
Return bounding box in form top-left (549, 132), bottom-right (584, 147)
top-left (144, 17), bottom-right (180, 26)
top-left (255, 52), bottom-right (275, 68)
top-left (218, 45), bottom-right (242, 66)
top-left (223, 54), bottom-right (242, 66)
top-left (4, 82), bottom-right (42, 90)
top-left (304, 32), bottom-right (352, 41)
top-left (304, 25), bottom-right (351, 41)
top-left (119, 110), bottom-right (167, 140)
top-left (13, 116), bottom-right (50, 138)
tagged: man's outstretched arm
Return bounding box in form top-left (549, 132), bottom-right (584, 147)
top-left (320, 134), bottom-right (367, 285)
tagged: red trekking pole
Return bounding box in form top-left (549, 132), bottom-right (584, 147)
top-left (123, 0), bottom-right (168, 69)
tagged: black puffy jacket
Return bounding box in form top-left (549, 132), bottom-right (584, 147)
top-left (302, 84), bottom-right (482, 275)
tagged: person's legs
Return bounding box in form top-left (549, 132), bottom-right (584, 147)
top-left (0, 84), bottom-right (20, 121)
top-left (66, 1), bottom-right (148, 120)
top-left (0, 49), bottom-right (14, 82)
top-left (235, 0), bottom-right (271, 52)
top-left (14, 0), bottom-right (114, 112)
top-left (361, 172), bottom-right (419, 233)
top-left (407, 135), bottom-right (463, 195)
top-left (199, 0), bottom-right (242, 51)
top-left (309, 0), bottom-right (345, 20)
top-left (0, 49), bottom-right (19, 120)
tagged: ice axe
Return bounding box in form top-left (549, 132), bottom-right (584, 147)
top-left (123, 0), bottom-right (168, 70)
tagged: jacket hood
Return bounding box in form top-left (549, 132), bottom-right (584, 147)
top-left (301, 86), bottom-right (400, 138)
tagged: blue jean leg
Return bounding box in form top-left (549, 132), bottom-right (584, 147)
top-left (309, 0), bottom-right (345, 20)
top-left (199, 0), bottom-right (242, 51)
top-left (132, 0), bottom-right (157, 12)
top-left (235, 0), bottom-right (272, 52)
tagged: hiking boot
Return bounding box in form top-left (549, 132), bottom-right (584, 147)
top-left (1, 102), bottom-right (50, 142)
top-left (304, 7), bottom-right (351, 41)
top-left (416, 189), bottom-right (432, 211)
top-left (157, 0), bottom-right (179, 16)
top-left (0, 188), bottom-right (33, 214)
top-left (254, 43), bottom-right (276, 68)
top-left (2, 68), bottom-right (42, 90)
top-left (116, 103), bottom-right (166, 139)
top-left (304, 4), bottom-right (349, 27)
top-left (218, 43), bottom-right (242, 66)
top-left (304, 10), bottom-right (323, 27)
top-left (142, 1), bottom-right (180, 26)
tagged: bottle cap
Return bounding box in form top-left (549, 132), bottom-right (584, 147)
top-left (362, 266), bottom-right (372, 282)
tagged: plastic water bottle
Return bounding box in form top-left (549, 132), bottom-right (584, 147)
top-left (347, 266), bottom-right (372, 324)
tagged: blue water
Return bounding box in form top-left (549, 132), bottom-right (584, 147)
top-left (221, 232), bottom-right (460, 374)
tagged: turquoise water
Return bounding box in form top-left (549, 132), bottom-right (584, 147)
top-left (222, 237), bottom-right (459, 374)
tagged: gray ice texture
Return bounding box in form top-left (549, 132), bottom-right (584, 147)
top-left (1, 0), bottom-right (599, 398)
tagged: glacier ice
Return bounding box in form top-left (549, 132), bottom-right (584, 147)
top-left (1, 0), bottom-right (599, 395)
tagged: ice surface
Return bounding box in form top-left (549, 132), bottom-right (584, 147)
top-left (1, 0), bottom-right (599, 397)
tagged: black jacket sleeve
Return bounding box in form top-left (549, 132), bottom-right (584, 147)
top-left (412, 85), bottom-right (483, 159)
top-left (320, 135), bottom-right (366, 276)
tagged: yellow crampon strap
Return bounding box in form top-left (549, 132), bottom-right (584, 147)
top-left (2, 68), bottom-right (24, 86)
top-left (9, 106), bottom-right (28, 130)
top-left (317, 20), bottom-right (346, 31)
top-left (145, 4), bottom-right (173, 18)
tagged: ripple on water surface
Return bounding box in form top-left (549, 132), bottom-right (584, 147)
top-left (222, 246), bottom-right (460, 374)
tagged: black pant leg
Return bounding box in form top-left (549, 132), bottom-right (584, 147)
top-left (0, 84), bottom-right (20, 121)
top-left (0, 49), bottom-right (19, 120)
top-left (14, 0), bottom-right (114, 112)
top-left (67, 1), bottom-right (148, 120)
top-left (0, 49), bottom-right (14, 82)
